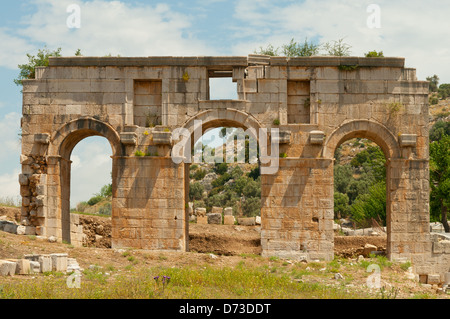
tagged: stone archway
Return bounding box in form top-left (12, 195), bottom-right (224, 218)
top-left (46, 118), bottom-right (121, 244)
top-left (179, 108), bottom-right (264, 251)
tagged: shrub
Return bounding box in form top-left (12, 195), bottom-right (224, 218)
top-left (365, 50), bottom-right (384, 57)
top-left (193, 169), bottom-right (207, 181)
top-left (87, 195), bottom-right (103, 206)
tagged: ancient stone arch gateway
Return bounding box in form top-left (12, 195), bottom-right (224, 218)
top-left (20, 55), bottom-right (450, 282)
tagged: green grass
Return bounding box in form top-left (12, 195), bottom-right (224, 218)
top-left (0, 263), bottom-right (365, 299)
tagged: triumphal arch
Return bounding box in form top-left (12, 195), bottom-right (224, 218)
top-left (19, 55), bottom-right (450, 282)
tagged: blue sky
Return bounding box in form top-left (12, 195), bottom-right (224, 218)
top-left (0, 0), bottom-right (449, 206)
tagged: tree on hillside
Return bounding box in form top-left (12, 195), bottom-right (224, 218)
top-left (429, 134), bottom-right (450, 232)
top-left (430, 120), bottom-right (450, 142)
top-left (426, 74), bottom-right (439, 93)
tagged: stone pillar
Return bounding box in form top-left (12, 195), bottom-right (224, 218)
top-left (111, 156), bottom-right (186, 251)
top-left (387, 159), bottom-right (431, 265)
top-left (261, 158), bottom-right (334, 261)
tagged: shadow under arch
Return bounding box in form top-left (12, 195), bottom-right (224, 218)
top-left (48, 117), bottom-right (122, 244)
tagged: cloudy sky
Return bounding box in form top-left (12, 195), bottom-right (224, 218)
top-left (0, 0), bottom-right (449, 206)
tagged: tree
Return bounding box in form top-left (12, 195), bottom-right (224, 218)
top-left (254, 44), bottom-right (279, 56)
top-left (350, 181), bottom-right (386, 227)
top-left (334, 192), bottom-right (350, 219)
top-left (429, 135), bottom-right (450, 232)
top-left (281, 38), bottom-right (320, 57)
top-left (189, 182), bottom-right (204, 201)
top-left (430, 120), bottom-right (450, 142)
top-left (323, 38), bottom-right (351, 57)
top-left (438, 83), bottom-right (450, 99)
top-left (365, 50), bottom-right (384, 57)
top-left (426, 74), bottom-right (439, 92)
top-left (14, 47), bottom-right (62, 86)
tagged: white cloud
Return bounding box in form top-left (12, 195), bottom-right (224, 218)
top-left (0, 168), bottom-right (20, 200)
top-left (230, 0), bottom-right (450, 82)
top-left (0, 112), bottom-right (22, 159)
top-left (13, 0), bottom-right (215, 58)
top-left (70, 136), bottom-right (112, 207)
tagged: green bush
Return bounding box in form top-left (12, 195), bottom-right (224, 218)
top-left (87, 195), bottom-right (103, 206)
top-left (189, 182), bottom-right (204, 201)
top-left (350, 181), bottom-right (386, 227)
top-left (365, 50), bottom-right (384, 57)
top-left (193, 169), bottom-right (207, 181)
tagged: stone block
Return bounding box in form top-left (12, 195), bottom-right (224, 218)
top-left (50, 253), bottom-right (68, 272)
top-left (39, 255), bottom-right (52, 273)
top-left (207, 213), bottom-right (222, 225)
top-left (195, 208), bottom-right (206, 217)
top-left (4, 222), bottom-right (18, 234)
top-left (120, 132), bottom-right (137, 145)
top-left (399, 134), bottom-right (417, 147)
top-left (309, 130), bottom-right (325, 145)
top-left (223, 215), bottom-right (235, 225)
top-left (153, 131), bottom-right (172, 145)
top-left (0, 260), bottom-right (17, 276)
top-left (211, 206), bottom-right (223, 215)
top-left (224, 207), bottom-right (233, 216)
top-left (427, 274), bottom-right (441, 285)
top-left (18, 174), bottom-right (29, 186)
top-left (34, 133), bottom-right (50, 144)
top-left (272, 130), bottom-right (291, 144)
top-left (16, 259), bottom-right (31, 275)
top-left (238, 217), bottom-right (256, 226)
top-left (30, 261), bottom-right (41, 274)
top-left (196, 216), bottom-right (208, 225)
top-left (16, 225), bottom-right (36, 235)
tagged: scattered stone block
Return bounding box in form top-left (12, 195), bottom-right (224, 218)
top-left (30, 261), bottom-right (40, 274)
top-left (3, 222), bottom-right (18, 234)
top-left (39, 255), bottom-right (52, 273)
top-left (237, 217), bottom-right (256, 226)
top-left (16, 259), bottom-right (31, 275)
top-left (207, 213), bottom-right (222, 225)
top-left (223, 207), bottom-right (233, 216)
top-left (362, 243), bottom-right (378, 257)
top-left (196, 216), bottom-right (208, 225)
top-left (0, 260), bottom-right (17, 276)
top-left (16, 225), bottom-right (36, 235)
top-left (50, 253), bottom-right (68, 272)
top-left (195, 208), bottom-right (206, 217)
top-left (211, 207), bottom-right (223, 215)
top-left (255, 216), bottom-right (261, 225)
top-left (427, 274), bottom-right (441, 285)
top-left (223, 215), bottom-right (235, 225)
top-left (67, 258), bottom-right (81, 273)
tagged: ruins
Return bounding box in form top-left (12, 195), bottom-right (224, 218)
top-left (19, 54), bottom-right (450, 283)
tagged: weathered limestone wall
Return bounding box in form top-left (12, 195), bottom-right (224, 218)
top-left (111, 157), bottom-right (186, 250)
top-left (261, 158), bottom-right (334, 261)
top-left (18, 55), bottom-right (449, 281)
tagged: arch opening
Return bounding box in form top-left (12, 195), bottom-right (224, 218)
top-left (332, 136), bottom-right (389, 258)
top-left (50, 118), bottom-right (120, 245)
top-left (184, 116), bottom-right (263, 255)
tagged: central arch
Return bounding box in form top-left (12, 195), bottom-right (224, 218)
top-left (180, 109), bottom-right (264, 253)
